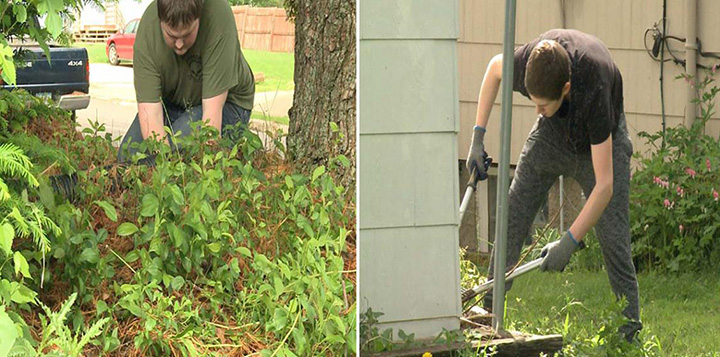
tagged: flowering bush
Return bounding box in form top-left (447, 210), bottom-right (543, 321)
top-left (630, 74), bottom-right (720, 272)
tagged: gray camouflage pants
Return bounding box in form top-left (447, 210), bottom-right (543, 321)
top-left (485, 113), bottom-right (640, 326)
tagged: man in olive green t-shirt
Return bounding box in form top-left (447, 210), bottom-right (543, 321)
top-left (118, 0), bottom-right (255, 161)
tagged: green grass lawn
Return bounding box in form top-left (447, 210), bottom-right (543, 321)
top-left (243, 49), bottom-right (294, 93)
top-left (75, 42), bottom-right (109, 64)
top-left (496, 268), bottom-right (720, 356)
top-left (250, 111), bottom-right (289, 125)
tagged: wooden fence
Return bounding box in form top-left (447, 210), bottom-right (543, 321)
top-left (232, 6), bottom-right (294, 53)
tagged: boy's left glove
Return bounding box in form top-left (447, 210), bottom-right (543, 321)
top-left (540, 231), bottom-right (580, 272)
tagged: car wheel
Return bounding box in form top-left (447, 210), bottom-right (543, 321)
top-left (108, 43), bottom-right (120, 65)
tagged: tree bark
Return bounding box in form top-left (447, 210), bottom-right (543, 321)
top-left (287, 0), bottom-right (356, 187)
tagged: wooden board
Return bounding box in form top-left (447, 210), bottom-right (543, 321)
top-left (365, 330), bottom-right (563, 357)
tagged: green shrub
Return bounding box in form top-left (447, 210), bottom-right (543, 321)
top-left (630, 74), bottom-right (720, 272)
top-left (1, 91), bottom-right (356, 355)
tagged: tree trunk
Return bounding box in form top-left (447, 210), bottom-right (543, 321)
top-left (287, 0), bottom-right (356, 187)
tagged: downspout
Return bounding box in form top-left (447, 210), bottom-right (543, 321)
top-left (685, 0), bottom-right (698, 127)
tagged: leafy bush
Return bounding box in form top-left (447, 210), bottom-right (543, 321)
top-left (630, 74), bottom-right (720, 272)
top-left (0, 90), bottom-right (356, 355)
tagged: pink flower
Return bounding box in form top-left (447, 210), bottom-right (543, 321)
top-left (707, 158), bottom-right (712, 172)
top-left (679, 224), bottom-right (684, 233)
top-left (713, 188), bottom-right (719, 201)
top-left (685, 168), bottom-right (697, 178)
top-left (654, 176), bottom-right (670, 189)
top-left (676, 186), bottom-right (685, 197)
top-left (664, 198), bottom-right (673, 209)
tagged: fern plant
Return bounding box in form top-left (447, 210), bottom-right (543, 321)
top-left (0, 142), bottom-right (60, 288)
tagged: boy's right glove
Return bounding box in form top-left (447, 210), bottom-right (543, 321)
top-left (466, 126), bottom-right (489, 182)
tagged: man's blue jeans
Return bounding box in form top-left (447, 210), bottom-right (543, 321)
top-left (117, 100), bottom-right (251, 162)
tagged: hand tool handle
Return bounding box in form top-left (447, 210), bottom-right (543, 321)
top-left (461, 257), bottom-right (543, 303)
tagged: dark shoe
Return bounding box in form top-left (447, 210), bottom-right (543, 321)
top-left (482, 293), bottom-right (493, 313)
top-left (619, 320), bottom-right (643, 343)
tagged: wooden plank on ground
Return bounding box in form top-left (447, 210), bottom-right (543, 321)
top-left (365, 331), bottom-right (563, 357)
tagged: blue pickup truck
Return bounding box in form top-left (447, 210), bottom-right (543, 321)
top-left (1, 45), bottom-right (91, 118)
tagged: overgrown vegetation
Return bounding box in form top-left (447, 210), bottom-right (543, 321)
top-left (0, 89), bottom-right (355, 355)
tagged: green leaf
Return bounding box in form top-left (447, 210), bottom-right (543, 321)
top-left (140, 194), bottom-right (159, 217)
top-left (125, 250), bottom-right (139, 263)
top-left (170, 276), bottom-right (184, 291)
top-left (0, 222), bottom-right (14, 257)
top-left (96, 300), bottom-right (109, 316)
top-left (80, 247), bottom-right (100, 264)
top-left (169, 185), bottom-right (184, 206)
top-left (168, 223), bottom-right (185, 248)
top-left (296, 215), bottom-right (314, 237)
top-left (285, 175), bottom-right (294, 189)
top-left (13, 5), bottom-right (27, 22)
top-left (312, 165), bottom-right (326, 182)
top-left (10, 284), bottom-right (36, 304)
top-left (13, 252), bottom-right (31, 279)
top-left (46, 12), bottom-right (62, 38)
top-left (0, 43), bottom-right (17, 85)
top-left (335, 154), bottom-right (351, 168)
top-left (94, 200), bottom-right (118, 222)
top-left (207, 242), bottom-right (221, 253)
top-left (0, 306), bottom-right (18, 357)
top-left (118, 298), bottom-right (144, 318)
top-left (237, 246), bottom-right (251, 257)
top-left (117, 222), bottom-right (139, 236)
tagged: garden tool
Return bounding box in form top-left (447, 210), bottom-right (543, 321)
top-left (459, 153), bottom-right (493, 223)
top-left (461, 257), bottom-right (542, 303)
top-left (49, 154), bottom-right (157, 200)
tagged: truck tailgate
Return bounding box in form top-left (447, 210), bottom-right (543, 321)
top-left (10, 47), bottom-right (90, 95)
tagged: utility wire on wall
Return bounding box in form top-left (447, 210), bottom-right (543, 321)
top-left (644, 0), bottom-right (720, 146)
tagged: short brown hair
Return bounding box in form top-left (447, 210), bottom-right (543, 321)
top-left (525, 40), bottom-right (571, 100)
top-left (157, 0), bottom-right (203, 28)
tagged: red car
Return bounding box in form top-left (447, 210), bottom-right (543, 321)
top-left (106, 19), bottom-right (140, 65)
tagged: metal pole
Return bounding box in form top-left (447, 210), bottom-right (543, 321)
top-left (559, 176), bottom-right (564, 232)
top-left (492, 0), bottom-right (517, 331)
top-left (684, 0), bottom-right (697, 128)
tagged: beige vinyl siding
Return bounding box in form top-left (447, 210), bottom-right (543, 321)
top-left (458, 0), bottom-right (720, 161)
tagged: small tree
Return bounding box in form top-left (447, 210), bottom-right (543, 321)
top-left (0, 0), bottom-right (103, 85)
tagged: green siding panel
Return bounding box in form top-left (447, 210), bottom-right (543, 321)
top-left (359, 1), bottom-right (457, 40)
top-left (359, 226), bottom-right (461, 324)
top-left (359, 40), bottom-right (458, 135)
top-left (359, 133), bottom-right (458, 229)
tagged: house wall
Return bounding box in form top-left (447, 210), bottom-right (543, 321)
top-left (359, 1), bottom-right (462, 340)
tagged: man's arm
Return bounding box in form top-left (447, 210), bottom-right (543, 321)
top-left (202, 90), bottom-right (229, 136)
top-left (569, 135), bottom-right (614, 241)
top-left (138, 102), bottom-right (165, 141)
top-left (475, 54), bottom-right (504, 128)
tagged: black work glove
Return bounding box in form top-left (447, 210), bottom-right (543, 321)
top-left (466, 126), bottom-right (488, 182)
top-left (540, 230), bottom-right (580, 272)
